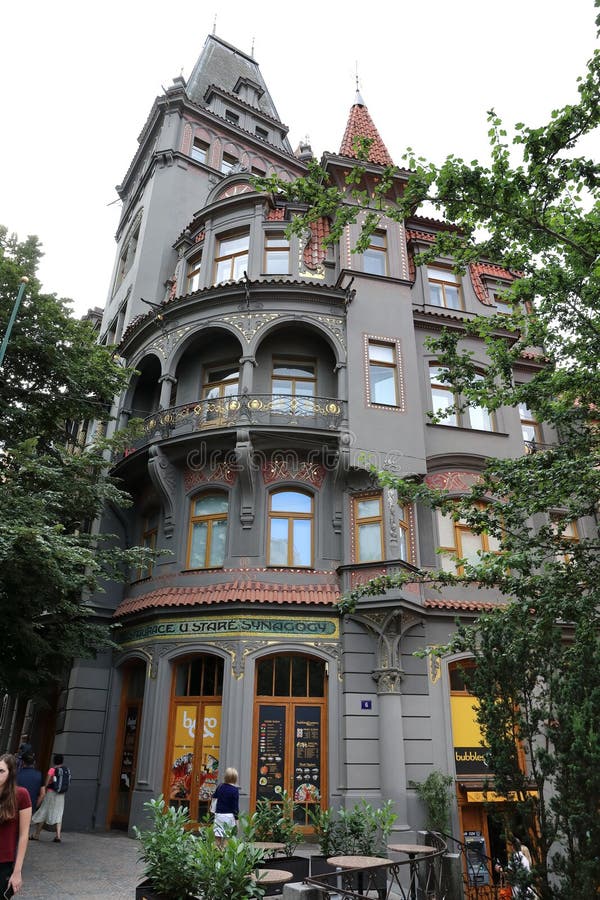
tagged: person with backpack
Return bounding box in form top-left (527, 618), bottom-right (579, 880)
top-left (29, 754), bottom-right (70, 843)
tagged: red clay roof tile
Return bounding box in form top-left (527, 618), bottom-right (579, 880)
top-left (114, 580), bottom-right (340, 618)
top-left (425, 598), bottom-right (504, 612)
top-left (339, 101), bottom-right (393, 166)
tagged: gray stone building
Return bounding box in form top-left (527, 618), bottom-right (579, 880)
top-left (8, 32), bottom-right (582, 863)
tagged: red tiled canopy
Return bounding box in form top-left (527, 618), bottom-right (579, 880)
top-left (114, 580), bottom-right (340, 618)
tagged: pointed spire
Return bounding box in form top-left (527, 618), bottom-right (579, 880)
top-left (339, 90), bottom-right (394, 166)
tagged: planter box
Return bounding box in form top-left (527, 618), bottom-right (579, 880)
top-left (135, 879), bottom-right (199, 900)
top-left (309, 856), bottom-right (337, 878)
top-left (258, 856), bottom-right (310, 896)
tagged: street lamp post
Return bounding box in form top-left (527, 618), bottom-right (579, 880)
top-left (0, 276), bottom-right (29, 366)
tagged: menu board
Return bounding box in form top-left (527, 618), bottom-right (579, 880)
top-left (256, 705), bottom-right (286, 800)
top-left (293, 706), bottom-right (321, 804)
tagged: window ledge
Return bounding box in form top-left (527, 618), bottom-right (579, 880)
top-left (426, 423), bottom-right (509, 437)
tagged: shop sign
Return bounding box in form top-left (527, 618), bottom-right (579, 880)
top-left (119, 614), bottom-right (339, 645)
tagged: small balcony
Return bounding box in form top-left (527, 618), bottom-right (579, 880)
top-left (122, 393), bottom-right (346, 455)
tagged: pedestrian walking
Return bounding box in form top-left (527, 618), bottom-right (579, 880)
top-left (0, 753), bottom-right (32, 896)
top-left (30, 754), bottom-right (70, 843)
top-left (16, 755), bottom-right (44, 812)
top-left (212, 767), bottom-right (239, 848)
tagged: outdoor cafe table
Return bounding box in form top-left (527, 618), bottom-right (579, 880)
top-left (387, 844), bottom-right (435, 900)
top-left (327, 855), bottom-right (394, 896)
top-left (250, 841), bottom-right (286, 856)
top-left (253, 868), bottom-right (293, 887)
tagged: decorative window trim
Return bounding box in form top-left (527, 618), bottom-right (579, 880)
top-left (363, 334), bottom-right (405, 411)
top-left (267, 488), bottom-right (314, 569)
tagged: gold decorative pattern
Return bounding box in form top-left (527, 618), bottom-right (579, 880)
top-left (220, 312), bottom-right (279, 342)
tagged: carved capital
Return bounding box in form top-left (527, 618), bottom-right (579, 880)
top-left (372, 667), bottom-right (404, 695)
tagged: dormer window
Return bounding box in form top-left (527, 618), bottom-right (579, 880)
top-left (225, 110), bottom-right (239, 125)
top-left (255, 126), bottom-right (269, 140)
top-left (428, 267), bottom-right (464, 310)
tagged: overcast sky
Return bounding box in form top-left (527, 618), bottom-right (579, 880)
top-left (1, 0), bottom-right (597, 317)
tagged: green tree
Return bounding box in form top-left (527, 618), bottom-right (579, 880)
top-left (0, 228), bottom-right (150, 697)
top-left (254, 7), bottom-right (600, 897)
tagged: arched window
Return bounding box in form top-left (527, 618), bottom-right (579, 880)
top-left (268, 489), bottom-right (313, 567)
top-left (187, 493), bottom-right (228, 569)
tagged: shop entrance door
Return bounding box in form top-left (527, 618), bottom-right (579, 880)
top-left (165, 655), bottom-right (224, 822)
top-left (251, 655), bottom-right (327, 831)
top-left (110, 661), bottom-right (146, 829)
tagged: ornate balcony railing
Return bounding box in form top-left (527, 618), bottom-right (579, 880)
top-left (124, 394), bottom-right (346, 453)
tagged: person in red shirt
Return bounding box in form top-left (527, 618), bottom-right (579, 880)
top-left (0, 754), bottom-right (32, 895)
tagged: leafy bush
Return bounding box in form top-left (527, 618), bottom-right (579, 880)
top-left (409, 771), bottom-right (454, 833)
top-left (252, 791), bottom-right (302, 855)
top-left (310, 800), bottom-right (397, 857)
top-left (135, 797), bottom-right (266, 899)
top-left (133, 797), bottom-right (198, 899)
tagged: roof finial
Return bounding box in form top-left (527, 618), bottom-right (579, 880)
top-left (354, 62), bottom-right (365, 107)
top-left (251, 36), bottom-right (255, 58)
top-left (212, 13), bottom-right (217, 35)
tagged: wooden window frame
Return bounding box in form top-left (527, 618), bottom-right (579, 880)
top-left (550, 515), bottom-right (579, 562)
top-left (136, 515), bottom-right (157, 581)
top-left (202, 361), bottom-right (239, 400)
top-left (271, 357), bottom-right (316, 397)
top-left (213, 230), bottom-right (249, 282)
top-left (363, 230), bottom-right (387, 276)
top-left (267, 489), bottom-right (314, 568)
top-left (427, 266), bottom-right (464, 310)
top-left (519, 402), bottom-right (542, 444)
top-left (186, 492), bottom-right (228, 570)
top-left (264, 232), bottom-right (291, 275)
top-left (429, 364), bottom-right (495, 431)
top-left (353, 493), bottom-right (384, 563)
top-left (186, 251), bottom-right (203, 294)
top-left (438, 504), bottom-right (500, 575)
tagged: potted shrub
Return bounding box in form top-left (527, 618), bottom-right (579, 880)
top-left (322, 800), bottom-right (397, 900)
top-left (307, 806), bottom-right (340, 877)
top-left (135, 797), bottom-right (266, 900)
top-left (409, 771), bottom-right (454, 834)
top-left (305, 801), bottom-right (397, 895)
top-left (134, 797), bottom-right (200, 899)
top-left (251, 791), bottom-right (309, 893)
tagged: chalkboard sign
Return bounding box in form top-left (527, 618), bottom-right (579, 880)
top-left (256, 705), bottom-right (286, 800)
top-left (293, 706), bottom-right (321, 804)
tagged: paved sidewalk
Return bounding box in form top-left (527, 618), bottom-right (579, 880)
top-left (19, 830), bottom-right (144, 899)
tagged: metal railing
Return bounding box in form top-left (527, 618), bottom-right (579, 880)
top-left (121, 393), bottom-right (346, 455)
top-left (305, 833), bottom-right (449, 899)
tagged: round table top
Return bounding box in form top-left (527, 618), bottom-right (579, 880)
top-left (253, 868), bottom-right (293, 884)
top-left (387, 843), bottom-right (435, 855)
top-left (250, 841), bottom-right (286, 851)
top-left (327, 855), bottom-right (394, 869)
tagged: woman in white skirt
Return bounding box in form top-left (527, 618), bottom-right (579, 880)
top-left (212, 767), bottom-right (239, 848)
top-left (30, 754), bottom-right (66, 843)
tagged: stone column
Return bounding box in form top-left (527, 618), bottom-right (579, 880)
top-left (158, 374), bottom-right (177, 410)
top-left (239, 356), bottom-right (256, 394)
top-left (373, 666), bottom-right (410, 831)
